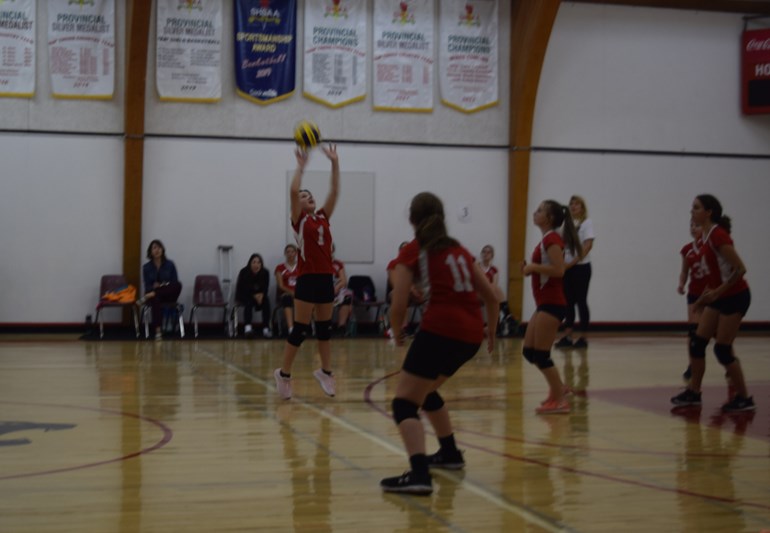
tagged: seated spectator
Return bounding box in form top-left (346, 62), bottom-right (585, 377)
top-left (235, 253), bottom-right (272, 338)
top-left (274, 244), bottom-right (299, 334)
top-left (138, 239), bottom-right (182, 340)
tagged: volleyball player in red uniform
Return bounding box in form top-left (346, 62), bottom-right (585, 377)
top-left (480, 244), bottom-right (515, 336)
top-left (671, 194), bottom-right (754, 412)
top-left (380, 192), bottom-right (499, 495)
top-left (521, 200), bottom-right (582, 414)
top-left (274, 144), bottom-right (339, 400)
top-left (275, 244), bottom-right (299, 334)
top-left (677, 221), bottom-right (705, 383)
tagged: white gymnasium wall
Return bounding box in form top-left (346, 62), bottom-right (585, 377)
top-left (3, 3), bottom-right (770, 325)
top-left (0, 133), bottom-right (124, 322)
top-left (142, 139), bottom-right (509, 320)
top-left (521, 3), bottom-right (770, 322)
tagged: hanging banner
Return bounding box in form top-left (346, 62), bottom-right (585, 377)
top-left (373, 0), bottom-right (434, 112)
top-left (47, 0), bottom-right (115, 99)
top-left (156, 0), bottom-right (222, 103)
top-left (0, 0), bottom-right (36, 98)
top-left (742, 28), bottom-right (770, 115)
top-left (439, 0), bottom-right (498, 113)
top-left (234, 0), bottom-right (297, 105)
top-left (303, 0), bottom-right (366, 108)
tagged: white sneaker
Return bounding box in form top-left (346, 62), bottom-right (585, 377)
top-left (262, 327), bottom-right (272, 338)
top-left (313, 369), bottom-right (336, 397)
top-left (274, 368), bottom-right (292, 400)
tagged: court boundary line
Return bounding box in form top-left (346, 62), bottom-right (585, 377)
top-left (195, 346), bottom-right (575, 533)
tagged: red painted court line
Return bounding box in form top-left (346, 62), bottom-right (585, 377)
top-left (0, 401), bottom-right (173, 480)
top-left (364, 373), bottom-right (770, 512)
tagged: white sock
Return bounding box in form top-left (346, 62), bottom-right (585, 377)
top-left (244, 324), bottom-right (252, 333)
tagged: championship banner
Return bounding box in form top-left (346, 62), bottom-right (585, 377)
top-left (303, 0), bottom-right (366, 108)
top-left (234, 0), bottom-right (297, 105)
top-left (156, 0), bottom-right (222, 103)
top-left (47, 0), bottom-right (115, 99)
top-left (439, 0), bottom-right (498, 113)
top-left (0, 0), bottom-right (35, 98)
top-left (742, 28), bottom-right (770, 115)
top-left (373, 0), bottom-right (434, 112)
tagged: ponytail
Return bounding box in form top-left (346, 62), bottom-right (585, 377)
top-left (544, 200), bottom-right (582, 258)
top-left (410, 192), bottom-right (459, 251)
top-left (718, 215), bottom-right (732, 234)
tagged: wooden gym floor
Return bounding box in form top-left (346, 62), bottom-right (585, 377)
top-left (0, 334), bottom-right (768, 532)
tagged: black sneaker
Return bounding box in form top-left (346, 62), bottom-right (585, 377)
top-left (721, 395), bottom-right (756, 413)
top-left (380, 471), bottom-right (432, 495)
top-left (427, 449), bottom-right (465, 470)
top-left (671, 389), bottom-right (702, 406)
top-left (555, 337), bottom-right (573, 348)
top-left (573, 337), bottom-right (588, 349)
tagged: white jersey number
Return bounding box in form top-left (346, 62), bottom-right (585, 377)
top-left (445, 255), bottom-right (474, 292)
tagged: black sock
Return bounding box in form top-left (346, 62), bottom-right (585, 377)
top-left (409, 453), bottom-right (429, 478)
top-left (438, 434), bottom-right (457, 452)
top-left (279, 370), bottom-right (291, 378)
top-left (322, 369), bottom-right (333, 376)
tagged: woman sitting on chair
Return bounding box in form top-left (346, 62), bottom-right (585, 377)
top-left (138, 239), bottom-right (182, 340)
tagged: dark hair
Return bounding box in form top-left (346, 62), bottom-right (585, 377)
top-left (543, 200), bottom-right (582, 258)
top-left (146, 239), bottom-right (167, 262)
top-left (409, 192), bottom-right (458, 251)
top-left (697, 194), bottom-right (732, 233)
top-left (247, 253), bottom-right (264, 269)
top-left (482, 244), bottom-right (494, 256)
top-left (284, 243), bottom-right (297, 254)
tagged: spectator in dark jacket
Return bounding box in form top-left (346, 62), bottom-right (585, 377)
top-left (235, 253), bottom-right (272, 338)
top-left (138, 239), bottom-right (182, 340)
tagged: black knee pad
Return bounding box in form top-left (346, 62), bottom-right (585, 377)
top-left (392, 397), bottom-right (420, 425)
top-left (714, 343), bottom-right (736, 366)
top-left (315, 320), bottom-right (332, 341)
top-left (287, 322), bottom-right (311, 347)
top-left (532, 349), bottom-right (555, 369)
top-left (522, 347), bottom-right (535, 364)
top-left (422, 392), bottom-right (444, 412)
top-left (689, 335), bottom-right (708, 359)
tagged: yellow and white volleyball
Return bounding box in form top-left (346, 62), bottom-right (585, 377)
top-left (293, 120), bottom-right (321, 149)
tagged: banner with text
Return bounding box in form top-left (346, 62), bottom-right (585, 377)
top-left (47, 0), bottom-right (115, 99)
top-left (156, 0), bottom-right (222, 103)
top-left (373, 0), bottom-right (434, 112)
top-left (742, 28), bottom-right (770, 115)
top-left (439, 0), bottom-right (497, 113)
top-left (303, 0), bottom-right (366, 108)
top-left (234, 0), bottom-right (297, 105)
top-left (0, 0), bottom-right (35, 98)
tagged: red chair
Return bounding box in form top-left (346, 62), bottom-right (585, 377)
top-left (94, 275), bottom-right (140, 339)
top-left (189, 275), bottom-right (228, 338)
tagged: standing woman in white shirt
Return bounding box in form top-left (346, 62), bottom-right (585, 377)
top-left (555, 195), bottom-right (595, 349)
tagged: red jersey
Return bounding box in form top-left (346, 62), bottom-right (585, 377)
top-left (531, 231), bottom-right (566, 306)
top-left (274, 262), bottom-right (298, 295)
top-left (482, 264), bottom-right (498, 285)
top-left (293, 209), bottom-right (333, 276)
top-left (699, 226), bottom-right (749, 298)
top-left (390, 239), bottom-right (484, 343)
top-left (680, 240), bottom-right (707, 297)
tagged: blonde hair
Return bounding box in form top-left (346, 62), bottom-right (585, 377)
top-left (569, 195), bottom-right (588, 222)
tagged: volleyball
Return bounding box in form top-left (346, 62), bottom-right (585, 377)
top-left (294, 120), bottom-right (321, 149)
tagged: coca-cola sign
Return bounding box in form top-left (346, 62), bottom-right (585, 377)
top-left (746, 37), bottom-right (770, 52)
top-left (742, 28), bottom-right (770, 115)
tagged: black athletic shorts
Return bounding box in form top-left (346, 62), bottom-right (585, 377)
top-left (706, 289), bottom-right (751, 317)
top-left (686, 293), bottom-right (700, 305)
top-left (294, 273), bottom-right (334, 304)
top-left (402, 330), bottom-right (481, 381)
top-left (537, 304), bottom-right (567, 322)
